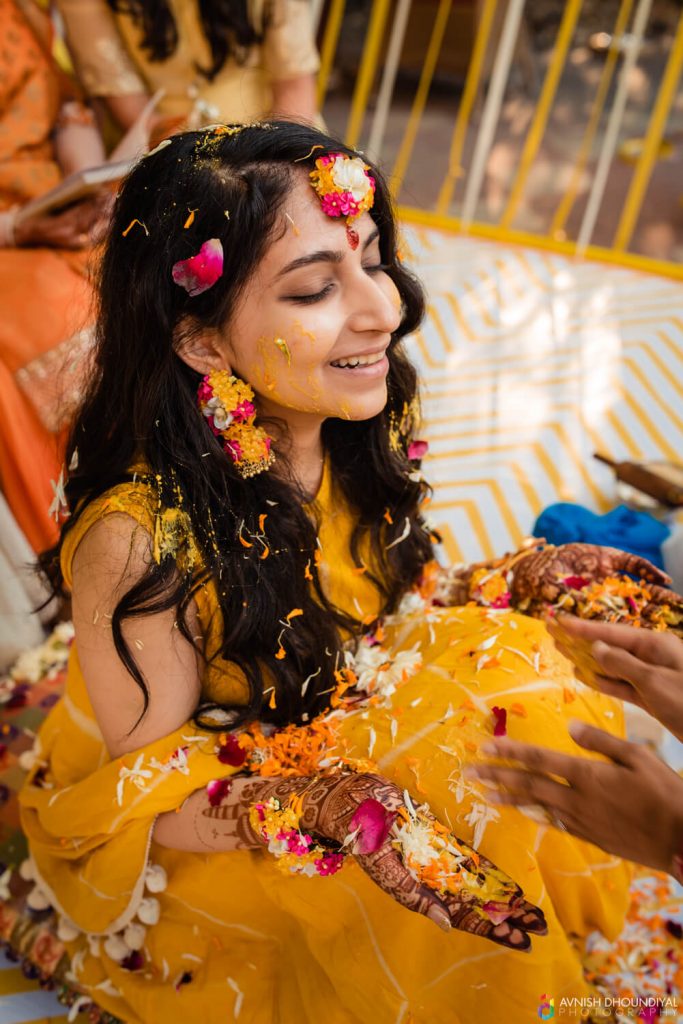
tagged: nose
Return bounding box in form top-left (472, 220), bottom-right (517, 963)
top-left (347, 270), bottom-right (402, 338)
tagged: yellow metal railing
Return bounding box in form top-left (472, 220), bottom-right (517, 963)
top-left (316, 0), bottom-right (683, 280)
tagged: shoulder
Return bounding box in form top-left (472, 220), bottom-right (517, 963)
top-left (60, 475), bottom-right (158, 589)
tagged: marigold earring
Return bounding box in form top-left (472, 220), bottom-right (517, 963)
top-left (197, 370), bottom-right (275, 478)
top-left (309, 152), bottom-right (376, 250)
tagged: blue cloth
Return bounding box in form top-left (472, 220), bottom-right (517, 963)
top-left (533, 503), bottom-right (671, 570)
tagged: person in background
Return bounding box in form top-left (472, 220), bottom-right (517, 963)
top-left (470, 616), bottom-right (683, 884)
top-left (56, 0), bottom-right (320, 135)
top-left (0, 0), bottom-right (111, 558)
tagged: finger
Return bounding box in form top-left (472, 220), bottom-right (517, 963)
top-left (590, 674), bottom-right (646, 710)
top-left (442, 893), bottom-right (536, 952)
top-left (467, 763), bottom-right (578, 810)
top-left (357, 845), bottom-right (452, 932)
top-left (645, 583), bottom-right (683, 611)
top-left (568, 720), bottom-right (634, 765)
top-left (591, 640), bottom-right (669, 692)
top-left (611, 550), bottom-right (671, 586)
top-left (476, 738), bottom-right (584, 785)
top-left (552, 614), bottom-right (683, 671)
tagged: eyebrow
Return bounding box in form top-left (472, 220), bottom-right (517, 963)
top-left (275, 227), bottom-right (380, 280)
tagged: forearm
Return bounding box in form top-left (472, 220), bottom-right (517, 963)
top-left (54, 110), bottom-right (106, 176)
top-left (153, 773), bottom-right (317, 853)
top-left (271, 74), bottom-right (318, 123)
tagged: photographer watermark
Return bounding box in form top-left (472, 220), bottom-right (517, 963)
top-left (538, 993), bottom-right (680, 1019)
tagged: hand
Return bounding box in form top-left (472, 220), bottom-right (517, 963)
top-left (547, 615), bottom-right (683, 742)
top-left (469, 723), bottom-right (683, 878)
top-left (299, 772), bottom-right (547, 951)
top-left (432, 543), bottom-right (675, 616)
top-left (509, 543), bottom-right (671, 611)
top-left (15, 192), bottom-right (113, 250)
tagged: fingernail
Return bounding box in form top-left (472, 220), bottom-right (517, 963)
top-left (463, 766), bottom-right (479, 778)
top-left (427, 905), bottom-right (451, 932)
top-left (480, 742), bottom-right (497, 755)
top-left (568, 719), bottom-right (584, 739)
top-left (592, 641), bottom-right (609, 661)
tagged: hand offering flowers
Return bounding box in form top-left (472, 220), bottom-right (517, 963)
top-left (468, 723), bottom-right (683, 883)
top-left (298, 772), bottom-right (547, 951)
top-left (547, 615), bottom-right (683, 742)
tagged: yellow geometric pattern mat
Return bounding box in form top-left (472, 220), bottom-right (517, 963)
top-left (403, 227), bottom-right (683, 566)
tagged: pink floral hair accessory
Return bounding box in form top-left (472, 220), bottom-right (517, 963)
top-left (197, 370), bottom-right (275, 478)
top-left (172, 238), bottom-right (224, 296)
top-left (309, 153), bottom-right (375, 249)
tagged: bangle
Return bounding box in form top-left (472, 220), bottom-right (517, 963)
top-left (248, 795), bottom-right (345, 877)
top-left (0, 207), bottom-right (19, 248)
top-left (55, 100), bottom-right (97, 130)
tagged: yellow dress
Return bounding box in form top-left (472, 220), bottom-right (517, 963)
top-left (56, 0), bottom-right (320, 125)
top-left (19, 465), bottom-right (632, 1024)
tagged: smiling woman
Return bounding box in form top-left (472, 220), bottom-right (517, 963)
top-left (18, 122), bottom-right (638, 1024)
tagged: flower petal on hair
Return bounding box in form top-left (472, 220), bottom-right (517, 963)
top-left (172, 238), bottom-right (224, 296)
top-left (349, 798), bottom-right (396, 855)
top-left (407, 440), bottom-right (429, 460)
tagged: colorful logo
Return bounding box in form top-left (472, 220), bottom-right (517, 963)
top-left (538, 994), bottom-right (555, 1019)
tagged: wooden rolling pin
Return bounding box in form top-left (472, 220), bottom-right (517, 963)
top-left (594, 453), bottom-right (683, 507)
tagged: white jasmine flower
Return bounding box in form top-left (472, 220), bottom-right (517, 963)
top-left (116, 754), bottom-right (153, 806)
top-left (464, 801), bottom-right (500, 850)
top-left (204, 396), bottom-right (233, 431)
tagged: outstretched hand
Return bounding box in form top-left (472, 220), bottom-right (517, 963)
top-left (547, 615), bottom-right (683, 742)
top-left (469, 723), bottom-right (683, 879)
top-left (300, 772), bottom-right (547, 951)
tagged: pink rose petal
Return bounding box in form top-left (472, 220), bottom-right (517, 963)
top-left (491, 706), bottom-right (507, 737)
top-left (206, 777), bottom-right (233, 806)
top-left (562, 575), bottom-right (590, 590)
top-left (408, 440), bottom-right (429, 460)
top-left (172, 238), bottom-right (224, 296)
top-left (482, 900), bottom-right (515, 926)
top-left (349, 798), bottom-right (396, 855)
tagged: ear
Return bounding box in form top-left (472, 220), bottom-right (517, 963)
top-left (176, 325), bottom-right (231, 376)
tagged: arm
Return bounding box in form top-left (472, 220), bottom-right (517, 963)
top-left (53, 103), bottom-right (106, 177)
top-left (271, 74), bottom-right (318, 124)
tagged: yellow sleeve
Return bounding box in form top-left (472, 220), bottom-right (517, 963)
top-left (55, 0), bottom-right (147, 97)
top-left (262, 0), bottom-right (320, 82)
top-left (60, 478), bottom-right (158, 590)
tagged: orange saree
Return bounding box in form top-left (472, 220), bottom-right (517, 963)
top-left (0, 0), bottom-right (94, 553)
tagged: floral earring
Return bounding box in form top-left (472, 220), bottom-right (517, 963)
top-left (197, 370), bottom-right (274, 478)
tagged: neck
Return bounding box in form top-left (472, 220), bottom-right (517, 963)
top-left (265, 407), bottom-right (325, 496)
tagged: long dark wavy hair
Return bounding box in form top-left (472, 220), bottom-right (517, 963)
top-left (39, 121), bottom-right (434, 732)
top-left (106, 0), bottom-right (275, 79)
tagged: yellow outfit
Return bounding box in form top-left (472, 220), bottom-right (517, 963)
top-left (57, 0), bottom-right (320, 124)
top-left (19, 465), bottom-right (632, 1024)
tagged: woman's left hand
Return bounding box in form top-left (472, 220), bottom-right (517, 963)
top-left (468, 723), bottom-right (683, 878)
